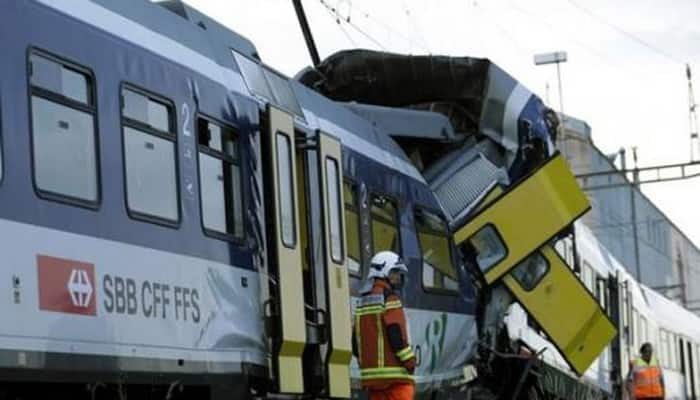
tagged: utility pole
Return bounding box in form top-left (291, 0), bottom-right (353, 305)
top-left (688, 65), bottom-right (699, 161)
top-left (555, 59), bottom-right (564, 115)
top-left (578, 145), bottom-right (700, 293)
top-left (630, 147), bottom-right (642, 282)
top-left (293, 0), bottom-right (321, 67)
top-left (534, 51), bottom-right (567, 115)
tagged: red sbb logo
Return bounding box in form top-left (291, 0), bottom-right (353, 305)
top-left (37, 254), bottom-right (96, 316)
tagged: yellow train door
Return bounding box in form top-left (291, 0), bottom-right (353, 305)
top-left (453, 154), bottom-right (590, 284)
top-left (455, 154), bottom-right (616, 375)
top-left (318, 131), bottom-right (353, 398)
top-left (264, 105), bottom-right (306, 393)
top-left (502, 247), bottom-right (617, 375)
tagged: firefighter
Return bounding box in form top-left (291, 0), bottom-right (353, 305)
top-left (353, 251), bottom-right (417, 400)
top-left (627, 342), bottom-right (665, 400)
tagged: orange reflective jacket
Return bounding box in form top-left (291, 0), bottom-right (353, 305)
top-left (354, 279), bottom-right (416, 390)
top-left (631, 357), bottom-right (663, 398)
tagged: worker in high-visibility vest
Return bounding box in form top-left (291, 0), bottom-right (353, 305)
top-left (627, 342), bottom-right (665, 400)
top-left (353, 251), bottom-right (416, 400)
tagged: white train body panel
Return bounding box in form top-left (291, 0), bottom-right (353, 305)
top-left (506, 222), bottom-right (700, 399)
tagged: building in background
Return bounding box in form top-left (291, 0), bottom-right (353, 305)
top-left (559, 115), bottom-right (700, 314)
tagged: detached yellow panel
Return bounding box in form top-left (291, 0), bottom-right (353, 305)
top-left (502, 246), bottom-right (617, 375)
top-left (267, 106), bottom-right (306, 394)
top-left (319, 132), bottom-right (352, 398)
top-left (453, 154), bottom-right (590, 284)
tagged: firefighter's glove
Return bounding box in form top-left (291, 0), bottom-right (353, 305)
top-left (403, 357), bottom-right (416, 374)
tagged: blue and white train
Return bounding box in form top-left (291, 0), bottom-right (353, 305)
top-left (0, 1), bottom-right (695, 400)
top-left (506, 223), bottom-right (700, 400)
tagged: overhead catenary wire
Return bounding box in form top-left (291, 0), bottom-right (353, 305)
top-left (473, 1), bottom-right (530, 61)
top-left (349, 0), bottom-right (430, 52)
top-left (399, 0), bottom-right (431, 52)
top-left (565, 0), bottom-right (686, 65)
top-left (320, 0), bottom-right (429, 53)
top-left (505, 0), bottom-right (618, 67)
top-left (317, 0), bottom-right (357, 47)
top-left (335, 11), bottom-right (359, 48)
top-left (318, 0), bottom-right (387, 50)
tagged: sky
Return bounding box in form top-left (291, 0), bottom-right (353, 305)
top-left (185, 0), bottom-right (700, 244)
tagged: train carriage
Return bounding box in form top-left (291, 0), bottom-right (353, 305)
top-left (3, 1), bottom-right (697, 400)
top-left (0, 1), bottom-right (480, 398)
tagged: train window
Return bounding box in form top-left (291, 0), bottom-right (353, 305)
top-left (668, 332), bottom-right (674, 368)
top-left (263, 68), bottom-right (304, 118)
top-left (197, 117), bottom-right (243, 239)
top-left (672, 334), bottom-right (679, 370)
top-left (668, 332), bottom-right (674, 369)
top-left (555, 240), bottom-right (567, 262)
top-left (511, 252), bottom-right (550, 291)
top-left (582, 262), bottom-right (595, 291)
top-left (668, 333), bottom-right (673, 369)
top-left (30, 53), bottom-right (91, 104)
top-left (231, 50), bottom-right (273, 100)
top-left (121, 86), bottom-right (178, 223)
top-left (344, 181), bottom-right (361, 275)
top-left (416, 208), bottom-right (458, 293)
top-left (668, 335), bottom-right (673, 369)
top-left (123, 89), bottom-right (171, 132)
top-left (276, 131), bottom-right (296, 247)
top-left (622, 289), bottom-right (630, 343)
top-left (325, 157), bottom-right (343, 263)
top-left (596, 277), bottom-right (608, 311)
top-left (468, 225), bottom-right (507, 273)
top-left (631, 309), bottom-right (639, 348)
top-left (640, 316), bottom-right (648, 344)
top-left (29, 51), bottom-right (98, 204)
top-left (370, 194), bottom-right (400, 254)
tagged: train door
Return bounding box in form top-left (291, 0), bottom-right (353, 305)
top-left (682, 338), bottom-right (697, 400)
top-left (608, 273), bottom-right (623, 398)
top-left (620, 280), bottom-right (632, 385)
top-left (681, 338), bottom-right (689, 400)
top-left (455, 154), bottom-right (616, 376)
top-left (687, 341), bottom-right (697, 400)
top-left (261, 105), bottom-right (352, 397)
top-left (501, 248), bottom-right (617, 375)
top-left (692, 345), bottom-right (700, 400)
top-left (262, 105), bottom-right (306, 394)
top-left (317, 131), bottom-right (352, 398)
top-left (453, 154), bottom-right (590, 284)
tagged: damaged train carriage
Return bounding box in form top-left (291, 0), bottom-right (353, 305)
top-left (0, 1), bottom-right (615, 399)
top-left (300, 50), bottom-right (617, 398)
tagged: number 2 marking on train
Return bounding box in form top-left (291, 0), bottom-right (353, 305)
top-left (181, 103), bottom-right (191, 137)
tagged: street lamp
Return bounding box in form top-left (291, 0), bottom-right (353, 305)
top-left (534, 51), bottom-right (567, 114)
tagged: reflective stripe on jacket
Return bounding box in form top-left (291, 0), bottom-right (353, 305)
top-left (631, 357), bottom-right (663, 398)
top-left (355, 279), bottom-right (415, 390)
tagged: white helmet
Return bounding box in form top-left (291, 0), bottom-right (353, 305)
top-left (367, 251), bottom-right (408, 280)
